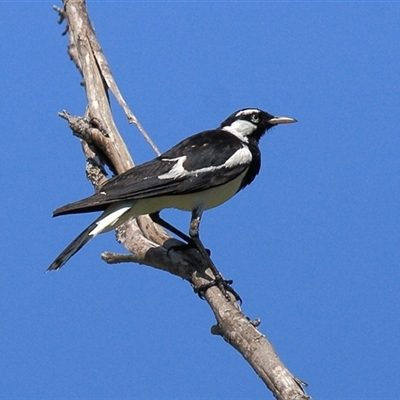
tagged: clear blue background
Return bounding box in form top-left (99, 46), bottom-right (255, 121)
top-left (1, 2), bottom-right (399, 399)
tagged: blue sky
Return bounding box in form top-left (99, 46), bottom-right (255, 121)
top-left (1, 2), bottom-right (399, 399)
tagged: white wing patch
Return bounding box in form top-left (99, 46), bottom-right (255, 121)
top-left (224, 146), bottom-right (252, 168)
top-left (158, 156), bottom-right (187, 180)
top-left (158, 146), bottom-right (252, 180)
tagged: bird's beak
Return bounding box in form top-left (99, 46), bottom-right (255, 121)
top-left (269, 116), bottom-right (298, 125)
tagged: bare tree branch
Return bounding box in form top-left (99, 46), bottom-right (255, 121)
top-left (53, 1), bottom-right (311, 399)
top-left (91, 41), bottom-right (161, 156)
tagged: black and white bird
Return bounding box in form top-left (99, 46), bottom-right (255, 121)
top-left (48, 108), bottom-right (296, 288)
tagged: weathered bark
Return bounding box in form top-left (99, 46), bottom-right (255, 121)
top-left (53, 1), bottom-right (311, 399)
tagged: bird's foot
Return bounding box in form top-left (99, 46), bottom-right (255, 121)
top-left (194, 278), bottom-right (242, 304)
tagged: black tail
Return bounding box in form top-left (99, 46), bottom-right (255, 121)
top-left (46, 222), bottom-right (98, 272)
top-left (53, 195), bottom-right (107, 217)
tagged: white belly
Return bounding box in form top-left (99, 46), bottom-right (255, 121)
top-left (152, 170), bottom-right (247, 212)
top-left (90, 171), bottom-right (247, 236)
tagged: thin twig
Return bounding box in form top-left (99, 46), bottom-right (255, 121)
top-left (85, 12), bottom-right (161, 155)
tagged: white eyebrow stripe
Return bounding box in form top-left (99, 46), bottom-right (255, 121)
top-left (235, 109), bottom-right (260, 117)
top-left (158, 146), bottom-right (252, 180)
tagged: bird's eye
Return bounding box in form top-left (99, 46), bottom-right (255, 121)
top-left (251, 114), bottom-right (260, 123)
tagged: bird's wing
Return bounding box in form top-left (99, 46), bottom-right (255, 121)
top-left (54, 130), bottom-right (250, 216)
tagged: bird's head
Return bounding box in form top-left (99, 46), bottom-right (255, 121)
top-left (220, 108), bottom-right (297, 143)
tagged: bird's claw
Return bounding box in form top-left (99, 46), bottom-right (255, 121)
top-left (194, 278), bottom-right (242, 304)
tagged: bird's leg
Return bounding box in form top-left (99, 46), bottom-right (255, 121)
top-left (150, 212), bottom-right (211, 256)
top-left (150, 211), bottom-right (240, 302)
top-left (189, 208), bottom-right (241, 302)
top-left (149, 212), bottom-right (192, 243)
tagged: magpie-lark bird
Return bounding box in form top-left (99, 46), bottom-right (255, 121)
top-left (48, 108), bottom-right (296, 296)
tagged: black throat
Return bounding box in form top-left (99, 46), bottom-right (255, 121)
top-left (239, 139), bottom-right (261, 191)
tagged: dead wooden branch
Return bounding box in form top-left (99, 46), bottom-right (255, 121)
top-left (53, 1), bottom-right (311, 399)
